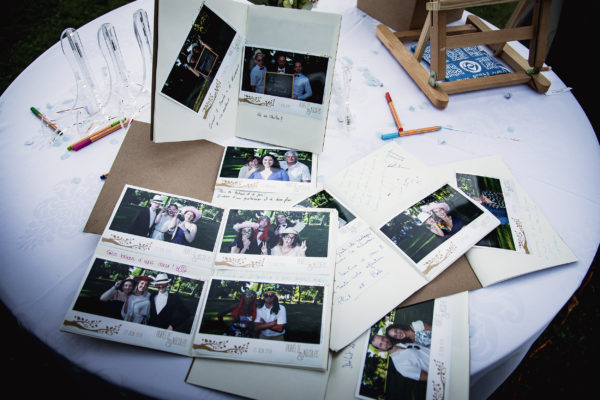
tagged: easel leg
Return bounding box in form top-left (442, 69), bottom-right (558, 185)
top-left (430, 10), bottom-right (447, 82)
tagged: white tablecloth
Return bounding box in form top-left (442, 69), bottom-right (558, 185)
top-left (0, 0), bottom-right (598, 399)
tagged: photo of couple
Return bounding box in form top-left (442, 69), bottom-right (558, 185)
top-left (220, 209), bottom-right (330, 257)
top-left (199, 280), bottom-right (324, 344)
top-left (72, 259), bottom-right (203, 334)
top-left (219, 146), bottom-right (313, 183)
top-left (109, 188), bottom-right (223, 250)
top-left (380, 184), bottom-right (484, 263)
top-left (358, 300), bottom-right (435, 400)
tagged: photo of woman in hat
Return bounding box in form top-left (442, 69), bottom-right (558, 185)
top-left (171, 206), bottom-right (201, 245)
top-left (265, 222), bottom-right (307, 257)
top-left (422, 201), bottom-right (466, 238)
top-left (99, 278), bottom-right (135, 320)
top-left (121, 275), bottom-right (153, 324)
top-left (229, 216), bottom-right (272, 255)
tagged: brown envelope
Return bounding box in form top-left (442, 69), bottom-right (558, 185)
top-left (84, 120), bottom-right (224, 234)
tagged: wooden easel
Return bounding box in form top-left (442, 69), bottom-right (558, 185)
top-left (377, 0), bottom-right (552, 109)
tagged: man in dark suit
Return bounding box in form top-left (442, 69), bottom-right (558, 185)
top-left (127, 194), bottom-right (163, 237)
top-left (273, 54), bottom-right (291, 74)
top-left (148, 273), bottom-right (188, 332)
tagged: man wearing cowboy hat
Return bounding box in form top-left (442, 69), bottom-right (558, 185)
top-left (254, 288), bottom-right (286, 340)
top-left (148, 273), bottom-right (187, 332)
top-left (127, 194), bottom-right (164, 237)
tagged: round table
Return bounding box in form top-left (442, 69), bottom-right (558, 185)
top-left (1, 0), bottom-right (598, 399)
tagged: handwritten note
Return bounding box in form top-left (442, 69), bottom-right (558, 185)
top-left (327, 144), bottom-right (428, 223)
top-left (212, 187), bottom-right (302, 208)
top-left (334, 221), bottom-right (388, 306)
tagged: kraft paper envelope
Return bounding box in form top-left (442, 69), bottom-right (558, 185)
top-left (84, 121), bottom-right (224, 234)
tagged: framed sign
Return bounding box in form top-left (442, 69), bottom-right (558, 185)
top-left (195, 46), bottom-right (219, 78)
top-left (264, 72), bottom-right (294, 98)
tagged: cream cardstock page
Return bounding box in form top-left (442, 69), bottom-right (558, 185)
top-left (154, 0), bottom-right (246, 143)
top-left (153, 0), bottom-right (341, 153)
top-left (314, 143), bottom-right (496, 351)
top-left (342, 292), bottom-right (470, 400)
top-left (62, 185), bottom-right (337, 370)
top-left (186, 293), bottom-right (469, 400)
top-left (436, 156), bottom-right (577, 286)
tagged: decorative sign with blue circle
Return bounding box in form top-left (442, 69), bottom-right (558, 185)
top-left (413, 44), bottom-right (512, 81)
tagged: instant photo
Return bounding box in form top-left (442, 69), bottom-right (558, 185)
top-left (62, 257), bottom-right (205, 355)
top-left (160, 3), bottom-right (236, 112)
top-left (295, 189), bottom-right (356, 227)
top-left (241, 46), bottom-right (329, 105)
top-left (219, 209), bottom-right (331, 258)
top-left (379, 184), bottom-right (499, 278)
top-left (104, 187), bottom-right (224, 270)
top-left (456, 172), bottom-right (526, 252)
top-left (213, 146), bottom-right (317, 207)
top-left (354, 294), bottom-right (470, 400)
top-left (193, 279), bottom-right (329, 369)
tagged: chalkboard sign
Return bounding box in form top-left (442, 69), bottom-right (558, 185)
top-left (194, 47), bottom-right (219, 77)
top-left (264, 72), bottom-right (294, 98)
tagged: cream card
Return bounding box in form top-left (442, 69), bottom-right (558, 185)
top-left (212, 145), bottom-right (317, 208)
top-left (437, 156), bottom-right (577, 286)
top-left (153, 0), bottom-right (341, 153)
top-left (343, 293), bottom-right (469, 400)
top-left (62, 185), bottom-right (337, 370)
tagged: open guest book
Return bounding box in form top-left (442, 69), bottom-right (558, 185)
top-left (63, 185), bottom-right (337, 370)
top-left (152, 0), bottom-right (341, 153)
top-left (187, 292), bottom-right (470, 400)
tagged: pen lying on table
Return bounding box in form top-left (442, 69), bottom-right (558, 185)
top-left (381, 125), bottom-right (442, 140)
top-left (68, 118), bottom-right (131, 151)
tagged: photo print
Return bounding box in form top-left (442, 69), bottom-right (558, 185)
top-left (69, 258), bottom-right (204, 335)
top-left (108, 187), bottom-right (223, 251)
top-left (219, 209), bottom-right (331, 257)
top-left (198, 279), bottom-right (324, 344)
top-left (456, 172), bottom-right (525, 252)
top-left (380, 184), bottom-right (485, 264)
top-left (295, 189), bottom-right (356, 228)
top-left (241, 46), bottom-right (329, 105)
top-left (160, 3), bottom-right (236, 112)
top-left (357, 300), bottom-right (435, 400)
top-left (219, 146), bottom-right (313, 183)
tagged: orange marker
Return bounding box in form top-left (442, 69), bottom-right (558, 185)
top-left (385, 92), bottom-right (403, 132)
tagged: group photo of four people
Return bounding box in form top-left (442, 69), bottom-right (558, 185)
top-left (109, 188), bottom-right (223, 251)
top-left (229, 212), bottom-right (309, 257)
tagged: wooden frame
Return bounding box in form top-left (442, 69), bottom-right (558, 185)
top-left (263, 72), bottom-right (295, 98)
top-left (377, 0), bottom-right (552, 109)
top-left (194, 46), bottom-right (219, 78)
